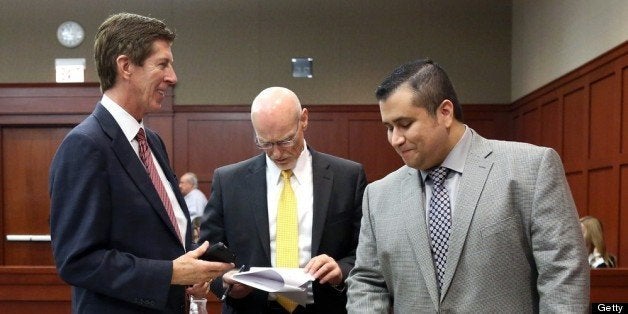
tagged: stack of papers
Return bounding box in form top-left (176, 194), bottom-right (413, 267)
top-left (232, 267), bottom-right (314, 305)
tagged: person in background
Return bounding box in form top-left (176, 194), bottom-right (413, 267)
top-left (49, 12), bottom-right (233, 313)
top-left (580, 216), bottom-right (617, 268)
top-left (346, 59), bottom-right (589, 313)
top-left (179, 172), bottom-right (209, 222)
top-left (197, 87), bottom-right (367, 313)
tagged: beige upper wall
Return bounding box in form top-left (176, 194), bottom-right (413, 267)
top-left (512, 0), bottom-right (628, 102)
top-left (0, 0), bottom-right (511, 105)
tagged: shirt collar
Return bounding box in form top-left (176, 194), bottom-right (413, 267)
top-left (420, 125), bottom-right (472, 180)
top-left (100, 94), bottom-right (144, 142)
top-left (266, 140), bottom-right (311, 185)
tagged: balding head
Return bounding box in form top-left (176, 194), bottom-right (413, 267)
top-left (250, 87), bottom-right (308, 170)
top-left (251, 87), bottom-right (302, 131)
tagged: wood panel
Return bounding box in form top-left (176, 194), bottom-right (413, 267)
top-left (460, 104), bottom-right (512, 141)
top-left (588, 72), bottom-right (619, 165)
top-left (519, 105), bottom-right (542, 145)
top-left (588, 167), bottom-right (620, 259)
top-left (623, 66), bottom-right (628, 155)
top-left (172, 108), bottom-right (258, 195)
top-left (566, 171), bottom-right (587, 218)
top-left (347, 119), bottom-right (403, 182)
top-left (590, 269), bottom-right (628, 302)
top-left (540, 98), bottom-right (561, 154)
top-left (621, 166), bottom-right (628, 265)
top-left (562, 85), bottom-right (586, 171)
top-left (512, 42), bottom-right (628, 268)
top-left (2, 127), bottom-right (69, 265)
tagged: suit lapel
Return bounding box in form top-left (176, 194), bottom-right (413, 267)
top-left (399, 166), bottom-right (441, 309)
top-left (92, 104), bottom-right (184, 247)
top-left (246, 155), bottom-right (271, 262)
top-left (440, 132), bottom-right (493, 299)
top-left (310, 149), bottom-right (332, 256)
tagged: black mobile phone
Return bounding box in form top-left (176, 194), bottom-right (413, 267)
top-left (201, 242), bottom-right (236, 263)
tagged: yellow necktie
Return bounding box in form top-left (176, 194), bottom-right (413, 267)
top-left (276, 170), bottom-right (299, 312)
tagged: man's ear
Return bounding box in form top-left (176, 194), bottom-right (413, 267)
top-left (438, 99), bottom-right (455, 127)
top-left (301, 108), bottom-right (309, 131)
top-left (116, 55), bottom-right (132, 79)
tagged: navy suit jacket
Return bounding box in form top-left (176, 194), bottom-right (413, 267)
top-left (49, 103), bottom-right (192, 313)
top-left (200, 149), bottom-right (367, 314)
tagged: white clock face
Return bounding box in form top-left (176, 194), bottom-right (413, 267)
top-left (57, 21), bottom-right (85, 48)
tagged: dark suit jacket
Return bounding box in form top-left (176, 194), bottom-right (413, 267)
top-left (49, 103), bottom-right (192, 313)
top-left (200, 149), bottom-right (366, 314)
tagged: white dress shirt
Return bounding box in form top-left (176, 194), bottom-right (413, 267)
top-left (266, 142), bottom-right (314, 268)
top-left (101, 95), bottom-right (187, 248)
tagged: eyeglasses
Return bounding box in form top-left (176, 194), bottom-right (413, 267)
top-left (254, 123), bottom-right (300, 150)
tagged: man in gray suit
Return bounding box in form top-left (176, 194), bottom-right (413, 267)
top-left (346, 59), bottom-right (589, 313)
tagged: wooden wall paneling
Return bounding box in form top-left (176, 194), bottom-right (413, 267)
top-left (305, 111), bottom-right (349, 159)
top-left (540, 97), bottom-right (561, 154)
top-left (588, 167), bottom-right (620, 264)
top-left (512, 112), bottom-right (522, 144)
top-left (462, 104), bottom-right (512, 141)
top-left (2, 127), bottom-right (72, 266)
top-left (588, 70), bottom-right (619, 166)
top-left (621, 166), bottom-right (628, 267)
top-left (623, 62), bottom-right (628, 156)
top-left (173, 110), bottom-right (258, 195)
top-left (590, 269), bottom-right (628, 302)
top-left (520, 104), bottom-right (542, 145)
top-left (0, 266), bottom-right (70, 313)
top-left (562, 84), bottom-right (587, 171)
top-left (566, 171), bottom-right (587, 218)
top-left (0, 83), bottom-right (100, 115)
top-left (347, 118), bottom-right (403, 182)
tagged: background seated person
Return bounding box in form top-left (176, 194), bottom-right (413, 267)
top-left (580, 215), bottom-right (616, 268)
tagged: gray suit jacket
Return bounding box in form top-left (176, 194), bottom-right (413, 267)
top-left (346, 130), bottom-right (589, 313)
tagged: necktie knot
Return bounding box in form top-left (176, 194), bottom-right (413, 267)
top-left (136, 128), bottom-right (150, 169)
top-left (428, 167), bottom-right (449, 186)
top-left (136, 128), bottom-right (146, 142)
top-left (281, 170), bottom-right (293, 181)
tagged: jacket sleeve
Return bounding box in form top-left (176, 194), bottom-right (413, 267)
top-left (531, 148), bottom-right (589, 313)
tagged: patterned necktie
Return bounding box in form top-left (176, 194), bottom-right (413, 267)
top-left (136, 128), bottom-right (182, 244)
top-left (275, 169), bottom-right (299, 312)
top-left (427, 166), bottom-right (451, 291)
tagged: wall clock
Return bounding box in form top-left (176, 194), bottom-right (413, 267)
top-left (57, 21), bottom-right (85, 48)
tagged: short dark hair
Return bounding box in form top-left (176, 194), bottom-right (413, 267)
top-left (376, 59), bottom-right (463, 121)
top-left (94, 12), bottom-right (176, 92)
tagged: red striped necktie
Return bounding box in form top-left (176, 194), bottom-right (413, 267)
top-left (136, 128), bottom-right (182, 244)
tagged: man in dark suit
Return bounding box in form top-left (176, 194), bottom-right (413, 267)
top-left (197, 87), bottom-right (367, 313)
top-left (49, 13), bottom-right (233, 313)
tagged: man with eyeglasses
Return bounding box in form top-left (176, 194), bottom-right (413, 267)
top-left (197, 87), bottom-right (367, 313)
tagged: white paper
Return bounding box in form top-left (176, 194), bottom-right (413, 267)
top-left (232, 267), bottom-right (314, 305)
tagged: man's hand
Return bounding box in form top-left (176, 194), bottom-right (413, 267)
top-left (186, 281), bottom-right (210, 299)
top-left (172, 241), bottom-right (234, 285)
top-left (304, 254), bottom-right (343, 285)
top-left (221, 269), bottom-right (254, 299)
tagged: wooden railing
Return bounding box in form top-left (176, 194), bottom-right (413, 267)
top-left (0, 267), bottom-right (626, 312)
